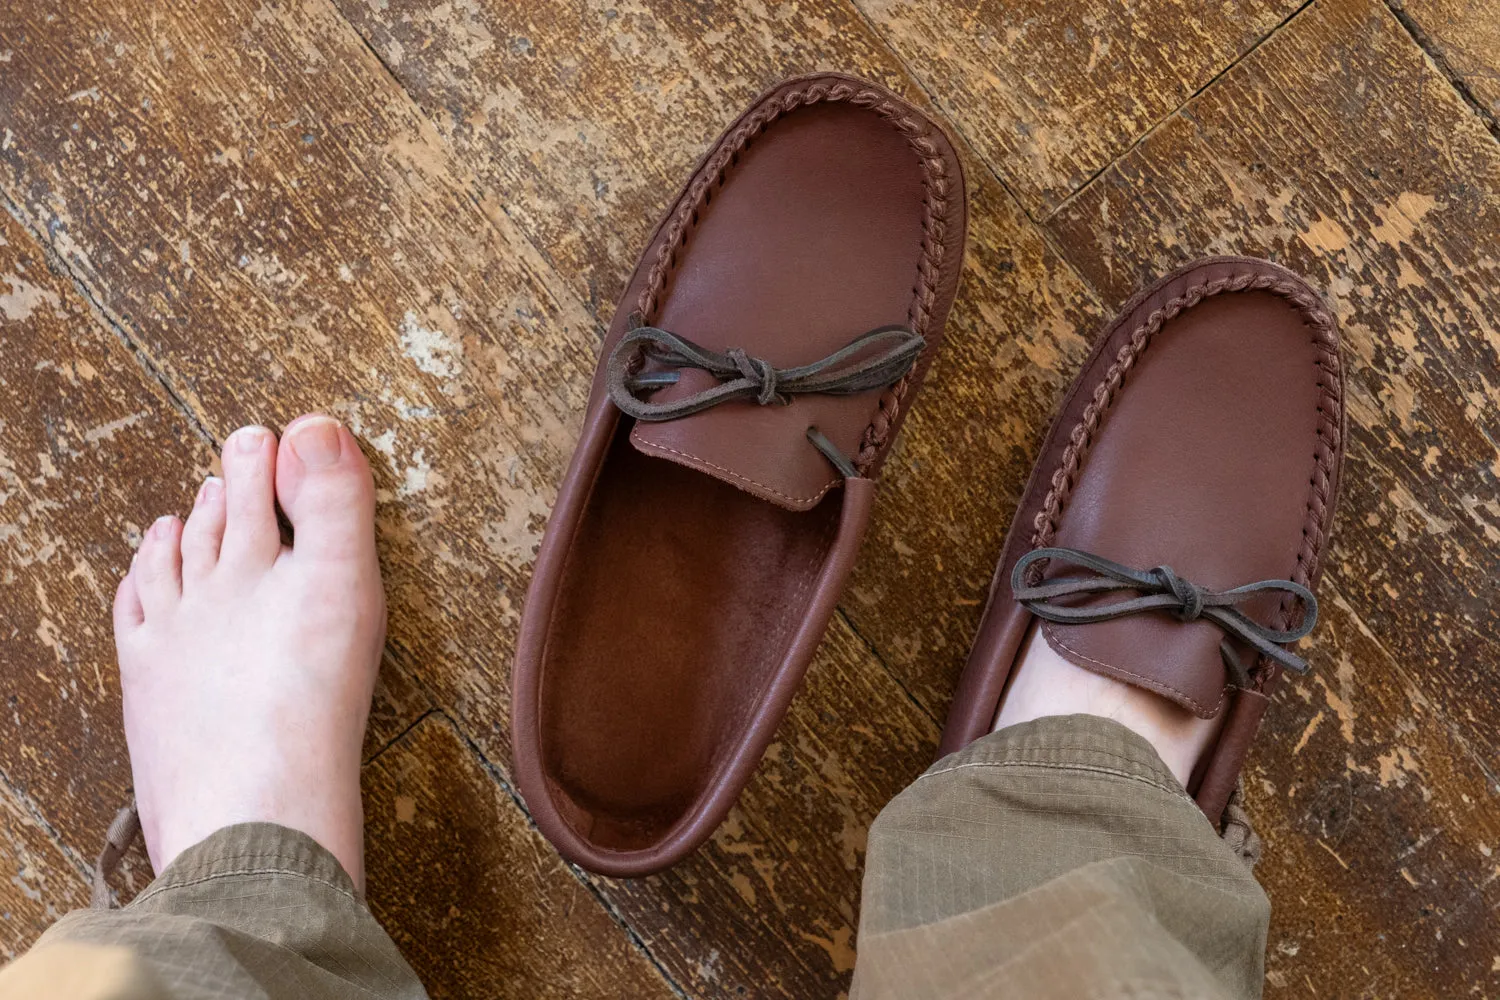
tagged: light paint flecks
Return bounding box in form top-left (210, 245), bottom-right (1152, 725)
top-left (796, 923), bottom-right (856, 975)
top-left (394, 795), bottom-right (417, 823)
top-left (396, 447), bottom-right (434, 498)
top-left (1314, 651), bottom-right (1358, 745)
top-left (1293, 710), bottom-right (1325, 755)
top-left (1377, 745), bottom-right (1426, 794)
top-left (1369, 192), bottom-right (1441, 248)
top-left (398, 310), bottom-right (464, 380)
top-left (237, 249), bottom-right (299, 287)
top-left (0, 277), bottom-right (61, 323)
top-left (81, 411), bottom-right (148, 445)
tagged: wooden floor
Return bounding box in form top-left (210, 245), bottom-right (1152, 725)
top-left (2, 0), bottom-right (1498, 995)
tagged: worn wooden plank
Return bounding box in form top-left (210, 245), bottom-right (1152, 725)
top-left (0, 205), bottom-right (215, 907)
top-left (1044, 0), bottom-right (1500, 991)
top-left (332, 0), bottom-right (912, 317)
top-left (361, 714), bottom-right (677, 1000)
top-left (854, 0), bottom-right (1302, 217)
top-left (0, 182), bottom-right (428, 923)
top-left (0, 776), bottom-right (90, 959)
top-left (1254, 588), bottom-right (1500, 996)
top-left (1399, 0), bottom-right (1500, 121)
top-left (0, 1), bottom-right (947, 993)
top-left (0, 0), bottom-right (598, 765)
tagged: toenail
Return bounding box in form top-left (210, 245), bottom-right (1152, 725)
top-left (196, 476), bottom-right (224, 506)
top-left (152, 515), bottom-right (175, 537)
top-left (231, 426), bottom-right (269, 453)
top-left (288, 417), bottom-right (342, 469)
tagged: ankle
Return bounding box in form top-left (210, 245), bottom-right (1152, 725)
top-left (993, 625), bottom-right (1222, 787)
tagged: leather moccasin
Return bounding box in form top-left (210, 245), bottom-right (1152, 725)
top-left (513, 74), bottom-right (967, 876)
top-left (942, 257), bottom-right (1345, 822)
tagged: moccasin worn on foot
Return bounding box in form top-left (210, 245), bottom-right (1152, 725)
top-left (942, 257), bottom-right (1345, 822)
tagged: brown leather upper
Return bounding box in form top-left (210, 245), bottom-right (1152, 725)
top-left (630, 100), bottom-right (933, 509)
top-left (512, 74), bottom-right (967, 877)
top-left (942, 258), bottom-right (1345, 821)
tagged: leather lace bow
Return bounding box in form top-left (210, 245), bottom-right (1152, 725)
top-left (1011, 546), bottom-right (1318, 685)
top-left (605, 324), bottom-right (924, 423)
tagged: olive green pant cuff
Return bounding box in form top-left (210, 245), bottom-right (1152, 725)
top-left (15, 823), bottom-right (425, 1000)
top-left (853, 714), bottom-right (1270, 1000)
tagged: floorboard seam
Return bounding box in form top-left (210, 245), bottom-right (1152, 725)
top-left (839, 0), bottom-right (1137, 311)
top-left (848, 0), bottom-right (1317, 229)
top-left (0, 763), bottom-right (99, 892)
top-left (315, 0), bottom-right (615, 339)
top-left (836, 607), bottom-right (942, 731)
top-left (0, 185), bottom-right (220, 450)
top-left (1382, 0), bottom-right (1500, 143)
top-left (427, 712), bottom-right (694, 1000)
top-left (1042, 0), bottom-right (1318, 226)
top-left (362, 708), bottom-right (441, 767)
top-left (843, 0), bottom-right (1043, 227)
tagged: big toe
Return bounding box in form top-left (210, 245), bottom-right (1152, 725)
top-left (275, 415), bottom-right (377, 565)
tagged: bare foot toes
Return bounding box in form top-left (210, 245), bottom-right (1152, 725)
top-left (180, 477), bottom-right (225, 582)
top-left (116, 418), bottom-right (385, 888)
top-left (218, 425), bottom-right (281, 570)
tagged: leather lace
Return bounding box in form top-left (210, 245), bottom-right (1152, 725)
top-left (606, 324), bottom-right (924, 475)
top-left (1011, 547), bottom-right (1318, 686)
top-left (91, 802), bottom-right (140, 909)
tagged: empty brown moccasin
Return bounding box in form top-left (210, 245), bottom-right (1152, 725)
top-left (942, 257), bottom-right (1345, 823)
top-left (513, 74), bottom-right (968, 876)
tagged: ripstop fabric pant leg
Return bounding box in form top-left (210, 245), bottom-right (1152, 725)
top-left (851, 714), bottom-right (1270, 1000)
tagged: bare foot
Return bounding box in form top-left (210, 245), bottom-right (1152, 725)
top-left (993, 624), bottom-right (1223, 787)
top-left (113, 416), bottom-right (385, 888)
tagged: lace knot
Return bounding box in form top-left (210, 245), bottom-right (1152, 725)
top-left (1151, 565), bottom-right (1203, 621)
top-left (726, 347), bottom-right (782, 405)
top-left (1011, 546), bottom-right (1319, 682)
top-left (605, 324), bottom-right (925, 477)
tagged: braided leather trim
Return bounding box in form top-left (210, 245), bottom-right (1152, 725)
top-left (1029, 270), bottom-right (1343, 688)
top-left (635, 79), bottom-right (952, 474)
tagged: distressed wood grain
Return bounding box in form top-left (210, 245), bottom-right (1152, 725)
top-left (361, 714), bottom-right (677, 1000)
top-left (332, 0), bottom-right (912, 317)
top-left (0, 1), bottom-right (948, 993)
top-left (854, 0), bottom-right (1303, 216)
top-left (1398, 0), bottom-right (1500, 121)
top-left (1253, 587), bottom-right (1500, 996)
top-left (0, 205), bottom-right (214, 905)
top-left (0, 778), bottom-right (90, 959)
top-left (1044, 0), bottom-right (1500, 992)
top-left (0, 0), bottom-right (600, 770)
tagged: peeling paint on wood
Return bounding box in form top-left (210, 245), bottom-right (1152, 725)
top-left (1401, 0), bottom-right (1500, 122)
top-left (855, 0), bottom-right (1304, 216)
